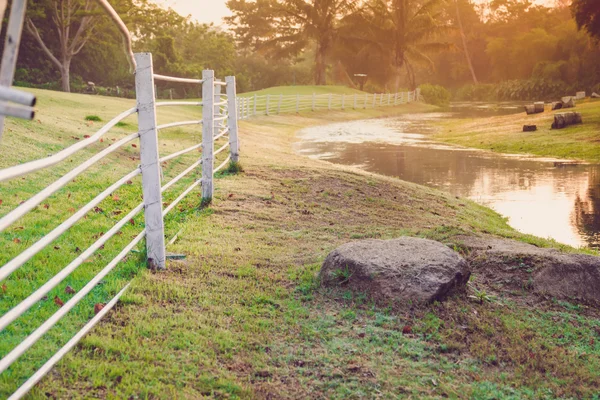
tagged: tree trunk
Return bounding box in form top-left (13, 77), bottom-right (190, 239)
top-left (455, 0), bottom-right (478, 84)
top-left (314, 43), bottom-right (327, 85)
top-left (61, 58), bottom-right (71, 92)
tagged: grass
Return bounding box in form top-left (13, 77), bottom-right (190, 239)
top-left (239, 85), bottom-right (367, 97)
top-left (1, 88), bottom-right (599, 398)
top-left (433, 99), bottom-right (600, 162)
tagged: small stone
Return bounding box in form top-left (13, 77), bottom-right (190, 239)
top-left (523, 125), bottom-right (537, 132)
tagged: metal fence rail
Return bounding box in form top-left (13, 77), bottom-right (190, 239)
top-left (235, 89), bottom-right (420, 120)
top-left (0, 52), bottom-right (239, 399)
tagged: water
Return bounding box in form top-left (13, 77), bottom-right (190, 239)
top-left (295, 108), bottom-right (600, 250)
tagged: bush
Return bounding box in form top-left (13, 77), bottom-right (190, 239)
top-left (85, 115), bottom-right (102, 122)
top-left (418, 84), bottom-right (451, 106)
top-left (455, 84), bottom-right (496, 101)
top-left (495, 79), bottom-right (569, 101)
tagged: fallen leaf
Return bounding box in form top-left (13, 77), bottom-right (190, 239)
top-left (94, 303), bottom-right (105, 314)
top-left (126, 180), bottom-right (132, 185)
top-left (112, 195), bottom-right (120, 201)
top-left (131, 144), bottom-right (137, 148)
top-left (13, 238), bottom-right (21, 244)
top-left (54, 246), bottom-right (60, 250)
top-left (129, 219), bottom-right (135, 226)
top-left (68, 192), bottom-right (72, 199)
top-left (54, 296), bottom-right (64, 307)
top-left (83, 135), bottom-right (90, 138)
top-left (402, 325), bottom-right (412, 335)
top-left (1, 284), bottom-right (6, 293)
top-left (65, 285), bottom-right (76, 294)
top-left (0, 199), bottom-right (2, 205)
top-left (228, 193), bottom-right (234, 198)
top-left (43, 203), bottom-right (50, 209)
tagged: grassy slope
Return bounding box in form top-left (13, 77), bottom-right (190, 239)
top-left (433, 99), bottom-right (600, 163)
top-left (1, 88), bottom-right (599, 399)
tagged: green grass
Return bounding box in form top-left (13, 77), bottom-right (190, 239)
top-left (433, 99), bottom-right (600, 162)
top-left (239, 84), bottom-right (367, 97)
top-left (1, 88), bottom-right (599, 398)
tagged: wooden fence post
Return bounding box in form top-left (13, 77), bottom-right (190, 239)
top-left (341, 94), bottom-right (345, 110)
top-left (246, 96), bottom-right (250, 118)
top-left (278, 94), bottom-right (282, 114)
top-left (266, 94), bottom-right (270, 116)
top-left (373, 93), bottom-right (376, 108)
top-left (353, 94), bottom-right (357, 109)
top-left (328, 94), bottom-right (332, 110)
top-left (364, 93), bottom-right (368, 109)
top-left (226, 76), bottom-right (239, 163)
top-left (395, 93), bottom-right (398, 105)
top-left (253, 94), bottom-right (257, 116)
top-left (214, 84), bottom-right (222, 136)
top-left (296, 94), bottom-right (299, 113)
top-left (202, 70), bottom-right (215, 202)
top-left (312, 93), bottom-right (316, 111)
top-left (134, 53), bottom-right (166, 270)
top-left (388, 93), bottom-right (391, 105)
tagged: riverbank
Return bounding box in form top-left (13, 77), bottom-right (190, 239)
top-left (2, 90), bottom-right (599, 398)
top-left (433, 99), bottom-right (600, 163)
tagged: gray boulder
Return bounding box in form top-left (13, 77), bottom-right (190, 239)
top-left (459, 236), bottom-right (600, 303)
top-left (320, 237), bottom-right (470, 304)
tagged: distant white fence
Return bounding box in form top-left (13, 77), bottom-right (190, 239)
top-left (236, 89), bottom-right (420, 119)
top-left (0, 52), bottom-right (239, 399)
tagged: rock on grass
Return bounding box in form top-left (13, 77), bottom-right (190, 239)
top-left (319, 237), bottom-right (470, 305)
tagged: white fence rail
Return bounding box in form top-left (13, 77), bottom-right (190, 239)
top-left (235, 89), bottom-right (420, 120)
top-left (0, 52), bottom-right (239, 399)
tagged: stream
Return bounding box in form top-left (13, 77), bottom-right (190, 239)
top-left (295, 104), bottom-right (600, 250)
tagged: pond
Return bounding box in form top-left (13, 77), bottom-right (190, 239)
top-left (295, 106), bottom-right (600, 250)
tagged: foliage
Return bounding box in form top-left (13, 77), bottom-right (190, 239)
top-left (226, 0), bottom-right (358, 85)
top-left (419, 83), bottom-right (451, 106)
top-left (494, 78), bottom-right (569, 101)
top-left (454, 83), bottom-right (496, 101)
top-left (571, 0), bottom-right (600, 40)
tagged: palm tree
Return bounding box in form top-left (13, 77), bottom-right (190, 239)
top-left (227, 0), bottom-right (357, 85)
top-left (343, 0), bottom-right (452, 89)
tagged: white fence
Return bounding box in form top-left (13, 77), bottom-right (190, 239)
top-left (0, 52), bottom-right (239, 399)
top-left (236, 89), bottom-right (420, 119)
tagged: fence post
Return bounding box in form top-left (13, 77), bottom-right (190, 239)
top-left (225, 76), bottom-right (239, 163)
top-left (202, 70), bottom-right (215, 202)
top-left (388, 93), bottom-right (391, 105)
top-left (278, 94), bottom-right (282, 114)
top-left (395, 93), bottom-right (398, 105)
top-left (296, 94), bottom-right (299, 113)
top-left (364, 93), bottom-right (368, 109)
top-left (312, 93), bottom-right (316, 111)
top-left (246, 96), bottom-right (250, 118)
top-left (328, 94), bottom-right (332, 110)
top-left (353, 94), bottom-right (357, 109)
top-left (134, 53), bottom-right (166, 270)
top-left (266, 94), bottom-right (270, 116)
top-left (341, 94), bottom-right (345, 110)
top-left (373, 93), bottom-right (376, 108)
top-left (214, 84), bottom-right (222, 136)
top-left (253, 94), bottom-right (257, 116)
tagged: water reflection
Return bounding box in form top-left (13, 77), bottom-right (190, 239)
top-left (296, 115), bottom-right (600, 249)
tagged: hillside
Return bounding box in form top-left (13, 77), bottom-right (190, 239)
top-left (1, 89), bottom-right (599, 399)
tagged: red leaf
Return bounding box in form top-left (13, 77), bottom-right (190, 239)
top-left (131, 144), bottom-right (137, 148)
top-left (112, 195), bottom-right (120, 201)
top-left (94, 303), bottom-right (105, 314)
top-left (402, 325), bottom-right (412, 335)
top-left (0, 199), bottom-right (3, 206)
top-left (100, 138), bottom-right (104, 143)
top-left (1, 284), bottom-right (6, 293)
top-left (43, 203), bottom-right (50, 209)
top-left (13, 238), bottom-right (21, 244)
top-left (83, 135), bottom-right (90, 138)
top-left (54, 296), bottom-right (64, 307)
top-left (65, 285), bottom-right (76, 294)
top-left (126, 180), bottom-right (132, 185)
top-left (129, 219), bottom-right (135, 226)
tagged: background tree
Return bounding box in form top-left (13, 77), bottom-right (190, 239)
top-left (226, 0), bottom-right (357, 85)
top-left (25, 0), bottom-right (101, 92)
top-left (571, 0), bottom-right (600, 40)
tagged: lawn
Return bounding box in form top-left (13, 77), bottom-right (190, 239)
top-left (1, 88), bottom-right (599, 399)
top-left (433, 99), bottom-right (600, 163)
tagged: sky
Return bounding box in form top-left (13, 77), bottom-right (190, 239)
top-left (152, 0), bottom-right (557, 26)
top-left (152, 0), bottom-right (232, 26)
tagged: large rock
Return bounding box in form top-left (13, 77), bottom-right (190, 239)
top-left (319, 237), bottom-right (470, 304)
top-left (459, 236), bottom-right (600, 304)
top-left (551, 112), bottom-right (582, 129)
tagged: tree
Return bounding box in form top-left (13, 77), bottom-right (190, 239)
top-left (25, 0), bottom-right (101, 92)
top-left (343, 0), bottom-right (452, 89)
top-left (571, 0), bottom-right (600, 40)
top-left (454, 0), bottom-right (478, 84)
top-left (226, 0), bottom-right (357, 85)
